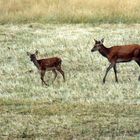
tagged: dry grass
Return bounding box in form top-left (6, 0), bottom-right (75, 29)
top-left (0, 23), bottom-right (140, 139)
top-left (0, 0), bottom-right (140, 23)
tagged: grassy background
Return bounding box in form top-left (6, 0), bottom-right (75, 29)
top-left (0, 0), bottom-right (140, 24)
top-left (0, 23), bottom-right (140, 139)
top-left (0, 0), bottom-right (140, 139)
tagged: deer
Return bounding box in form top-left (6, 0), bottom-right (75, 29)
top-left (27, 50), bottom-right (65, 86)
top-left (91, 38), bottom-right (140, 83)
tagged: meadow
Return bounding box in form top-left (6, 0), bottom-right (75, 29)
top-left (0, 0), bottom-right (140, 24)
top-left (0, 0), bottom-right (140, 139)
top-left (0, 23), bottom-right (140, 139)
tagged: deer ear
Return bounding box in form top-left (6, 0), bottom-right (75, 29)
top-left (27, 52), bottom-right (31, 56)
top-left (101, 38), bottom-right (104, 43)
top-left (35, 50), bottom-right (39, 55)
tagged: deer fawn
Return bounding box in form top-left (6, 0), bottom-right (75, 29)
top-left (27, 50), bottom-right (65, 86)
top-left (91, 38), bottom-right (140, 83)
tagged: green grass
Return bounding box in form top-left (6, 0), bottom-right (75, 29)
top-left (0, 23), bottom-right (140, 139)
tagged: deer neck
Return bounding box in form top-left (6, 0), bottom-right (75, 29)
top-left (32, 57), bottom-right (40, 70)
top-left (99, 45), bottom-right (110, 58)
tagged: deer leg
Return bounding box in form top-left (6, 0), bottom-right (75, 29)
top-left (103, 63), bottom-right (114, 83)
top-left (52, 69), bottom-right (57, 82)
top-left (56, 66), bottom-right (65, 82)
top-left (135, 60), bottom-right (140, 81)
top-left (113, 64), bottom-right (118, 82)
top-left (40, 70), bottom-right (48, 86)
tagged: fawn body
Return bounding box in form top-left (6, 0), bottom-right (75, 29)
top-left (91, 39), bottom-right (140, 83)
top-left (27, 51), bottom-right (65, 86)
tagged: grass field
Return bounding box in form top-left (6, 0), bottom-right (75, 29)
top-left (0, 0), bottom-right (140, 24)
top-left (0, 23), bottom-right (140, 139)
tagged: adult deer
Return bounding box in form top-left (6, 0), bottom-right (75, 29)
top-left (27, 50), bottom-right (65, 86)
top-left (91, 38), bottom-right (140, 83)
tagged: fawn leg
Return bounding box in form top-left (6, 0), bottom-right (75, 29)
top-left (52, 69), bottom-right (57, 82)
top-left (40, 70), bottom-right (48, 86)
top-left (56, 66), bottom-right (65, 82)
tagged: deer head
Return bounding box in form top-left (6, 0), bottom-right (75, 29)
top-left (91, 38), bottom-right (104, 52)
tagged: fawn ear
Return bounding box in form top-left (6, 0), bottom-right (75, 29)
top-left (35, 50), bottom-right (39, 55)
top-left (94, 39), bottom-right (97, 43)
top-left (27, 52), bottom-right (31, 56)
top-left (101, 38), bottom-right (104, 43)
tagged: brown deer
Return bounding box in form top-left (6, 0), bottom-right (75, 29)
top-left (27, 50), bottom-right (65, 86)
top-left (91, 38), bottom-right (140, 83)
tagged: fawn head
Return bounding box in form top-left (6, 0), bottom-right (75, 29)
top-left (91, 38), bottom-right (104, 52)
top-left (27, 50), bottom-right (39, 61)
